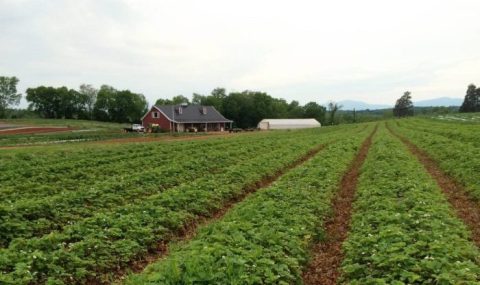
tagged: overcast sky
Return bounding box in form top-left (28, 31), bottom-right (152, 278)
top-left (1, 0), bottom-right (479, 107)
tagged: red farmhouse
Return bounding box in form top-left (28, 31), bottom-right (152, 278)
top-left (142, 105), bottom-right (233, 132)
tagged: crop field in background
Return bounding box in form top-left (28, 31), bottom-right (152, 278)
top-left (432, 112), bottom-right (480, 123)
top-left (0, 119), bottom-right (221, 147)
top-left (1, 117), bottom-right (480, 285)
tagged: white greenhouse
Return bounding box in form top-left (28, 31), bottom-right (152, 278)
top-left (257, 119), bottom-right (321, 130)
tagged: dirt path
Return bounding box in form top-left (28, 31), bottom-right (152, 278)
top-left (302, 126), bottom-right (377, 285)
top-left (386, 123), bottom-right (480, 247)
top-left (101, 143), bottom-right (329, 285)
top-left (0, 127), bottom-right (72, 135)
top-left (96, 132), bottom-right (239, 145)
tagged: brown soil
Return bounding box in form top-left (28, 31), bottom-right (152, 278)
top-left (302, 126), bottom-right (377, 285)
top-left (0, 127), bottom-right (72, 135)
top-left (386, 123), bottom-right (480, 247)
top-left (95, 143), bottom-right (329, 285)
top-left (96, 132), bottom-right (238, 145)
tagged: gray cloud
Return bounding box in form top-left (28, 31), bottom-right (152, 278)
top-left (1, 0), bottom-right (479, 108)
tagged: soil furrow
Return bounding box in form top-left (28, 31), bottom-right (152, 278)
top-left (386, 122), bottom-right (480, 247)
top-left (102, 142), bottom-right (330, 285)
top-left (302, 126), bottom-right (377, 285)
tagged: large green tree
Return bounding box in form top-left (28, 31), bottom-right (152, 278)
top-left (93, 85), bottom-right (148, 123)
top-left (79, 84), bottom-right (98, 119)
top-left (26, 86), bottom-right (63, 118)
top-left (393, 91), bottom-right (414, 117)
top-left (287, 100), bottom-right (305, 118)
top-left (303, 101), bottom-right (326, 124)
top-left (459, 84), bottom-right (479, 113)
top-left (0, 76), bottom-right (22, 118)
top-left (26, 86), bottom-right (89, 119)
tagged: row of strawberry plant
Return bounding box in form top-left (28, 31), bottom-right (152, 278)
top-left (1, 127), bottom-right (354, 203)
top-left (388, 121), bottom-right (480, 201)
top-left (340, 126), bottom-right (480, 284)
top-left (1, 135), bottom-right (300, 246)
top-left (0, 133), bottom-right (272, 199)
top-left (396, 118), bottom-right (480, 146)
top-left (0, 127), bottom-right (352, 243)
top-left (123, 128), bottom-right (373, 285)
top-left (0, 130), bottom-right (146, 147)
top-left (0, 125), bottom-right (363, 284)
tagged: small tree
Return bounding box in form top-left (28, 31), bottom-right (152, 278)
top-left (79, 84), bottom-right (98, 119)
top-left (0, 76), bottom-right (22, 118)
top-left (393, 91), bottom-right (414, 117)
top-left (327, 101), bottom-right (342, 125)
top-left (459, 84), bottom-right (479, 113)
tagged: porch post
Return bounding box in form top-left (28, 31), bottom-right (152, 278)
top-left (205, 122), bottom-right (208, 132)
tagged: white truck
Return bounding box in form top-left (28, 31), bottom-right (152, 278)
top-left (123, 124), bottom-right (145, 132)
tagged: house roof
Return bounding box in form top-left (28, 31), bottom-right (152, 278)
top-left (258, 118), bottom-right (321, 126)
top-left (152, 105), bottom-right (232, 123)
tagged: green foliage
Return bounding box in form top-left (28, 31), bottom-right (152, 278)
top-left (327, 101), bottom-right (342, 125)
top-left (93, 85), bottom-right (148, 123)
top-left (0, 125), bottom-right (361, 284)
top-left (78, 84), bottom-right (98, 120)
top-left (394, 91), bottom-right (414, 117)
top-left (303, 102), bottom-right (326, 124)
top-left (391, 119), bottom-right (480, 199)
top-left (156, 88), bottom-right (329, 128)
top-left (155, 95), bottom-right (190, 106)
top-left (459, 84), bottom-right (480, 113)
top-left (125, 127), bottom-right (371, 284)
top-left (0, 76), bottom-right (22, 118)
top-left (340, 126), bottom-right (480, 284)
top-left (26, 86), bottom-right (88, 119)
top-left (25, 84), bottom-right (147, 123)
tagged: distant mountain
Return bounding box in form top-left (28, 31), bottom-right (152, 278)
top-left (413, 97), bottom-right (463, 107)
top-left (337, 100), bottom-right (390, 111)
top-left (335, 97), bottom-right (463, 111)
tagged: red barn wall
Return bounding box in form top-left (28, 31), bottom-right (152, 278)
top-left (142, 108), bottom-right (172, 130)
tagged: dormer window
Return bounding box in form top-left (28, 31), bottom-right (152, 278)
top-left (178, 106), bottom-right (182, 114)
top-left (202, 107), bottom-right (207, 115)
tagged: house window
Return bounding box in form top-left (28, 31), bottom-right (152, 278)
top-left (178, 107), bottom-right (182, 114)
top-left (202, 107), bottom-right (207, 114)
top-left (152, 112), bottom-right (159, 118)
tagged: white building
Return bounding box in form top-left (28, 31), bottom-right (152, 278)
top-left (257, 119), bottom-right (321, 130)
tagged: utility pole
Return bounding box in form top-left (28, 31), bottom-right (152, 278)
top-left (353, 108), bottom-right (356, 123)
top-left (171, 105), bottom-right (175, 134)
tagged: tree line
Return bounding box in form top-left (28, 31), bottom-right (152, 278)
top-left (155, 88), bottom-right (341, 128)
top-left (3, 75), bottom-right (476, 126)
top-left (25, 84), bottom-right (149, 123)
top-left (0, 76), bottom-right (340, 126)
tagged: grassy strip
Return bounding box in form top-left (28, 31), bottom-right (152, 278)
top-left (340, 126), bottom-right (480, 284)
top-left (0, 126), bottom-right (360, 284)
top-left (123, 128), bottom-right (371, 285)
top-left (389, 121), bottom-right (480, 201)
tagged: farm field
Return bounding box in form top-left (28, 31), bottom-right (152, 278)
top-left (0, 119), bottom-right (131, 147)
top-left (1, 118), bottom-right (480, 285)
top-left (431, 112), bottom-right (480, 123)
top-left (0, 119), bottom-right (215, 147)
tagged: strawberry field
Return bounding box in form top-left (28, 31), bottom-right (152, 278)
top-left (1, 118), bottom-right (480, 285)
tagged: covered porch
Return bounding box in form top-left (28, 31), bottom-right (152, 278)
top-left (171, 122), bottom-right (233, 132)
